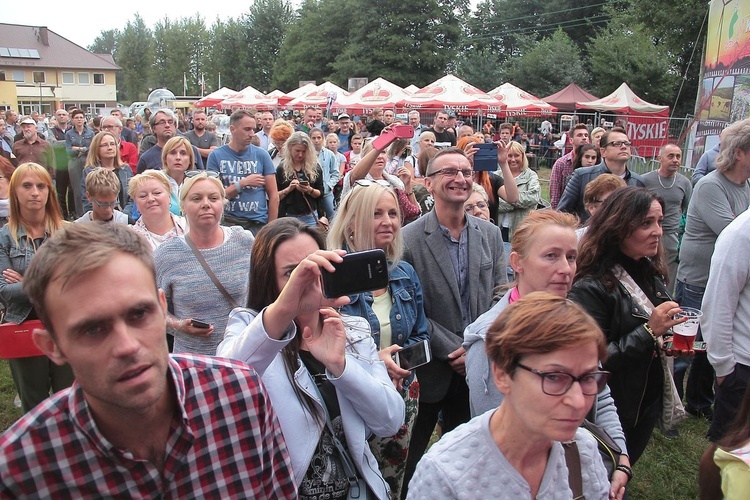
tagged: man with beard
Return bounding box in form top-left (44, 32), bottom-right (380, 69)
top-left (185, 110), bottom-right (220, 162)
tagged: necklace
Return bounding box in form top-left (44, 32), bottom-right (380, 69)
top-left (657, 172), bottom-right (676, 189)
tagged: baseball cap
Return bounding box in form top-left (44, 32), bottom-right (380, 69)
top-left (338, 113), bottom-right (350, 120)
top-left (19, 116), bottom-right (36, 125)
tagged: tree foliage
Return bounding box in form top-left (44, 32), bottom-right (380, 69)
top-left (117, 15), bottom-right (153, 102)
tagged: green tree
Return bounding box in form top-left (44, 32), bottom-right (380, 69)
top-left (330, 0), bottom-right (463, 87)
top-left (244, 0), bottom-right (294, 92)
top-left (88, 29), bottom-right (119, 55)
top-left (504, 30), bottom-right (589, 97)
top-left (205, 18), bottom-right (248, 92)
top-left (588, 18), bottom-right (678, 106)
top-left (117, 15), bottom-right (153, 102)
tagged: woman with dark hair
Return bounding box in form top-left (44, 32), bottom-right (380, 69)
top-left (569, 186), bottom-right (687, 464)
top-left (0, 163), bottom-right (73, 412)
top-left (217, 218), bottom-right (404, 499)
top-left (573, 143), bottom-right (601, 171)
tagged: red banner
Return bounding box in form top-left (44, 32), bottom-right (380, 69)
top-left (623, 110), bottom-right (670, 156)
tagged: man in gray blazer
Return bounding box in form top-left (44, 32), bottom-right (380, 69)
top-left (401, 147), bottom-right (506, 494)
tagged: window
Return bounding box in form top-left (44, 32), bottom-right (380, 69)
top-left (62, 72), bottom-right (74, 85)
top-left (11, 70), bottom-right (25, 82)
top-left (32, 71), bottom-right (45, 83)
top-left (78, 73), bottom-right (90, 85)
top-left (93, 73), bottom-right (105, 85)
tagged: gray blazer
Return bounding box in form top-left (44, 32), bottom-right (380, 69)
top-left (402, 210), bottom-right (506, 403)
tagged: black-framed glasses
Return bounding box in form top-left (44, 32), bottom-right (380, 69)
top-left (427, 167), bottom-right (473, 178)
top-left (185, 170), bottom-right (219, 178)
top-left (464, 201), bottom-right (488, 212)
top-left (605, 141), bottom-right (632, 148)
top-left (355, 179), bottom-right (391, 188)
top-left (91, 198), bottom-right (118, 209)
top-left (516, 363), bottom-right (610, 396)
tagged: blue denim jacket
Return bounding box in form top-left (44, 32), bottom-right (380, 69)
top-left (0, 225), bottom-right (46, 323)
top-left (342, 260), bottom-right (430, 353)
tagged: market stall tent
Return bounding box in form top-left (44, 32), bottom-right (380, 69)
top-left (542, 83), bottom-right (599, 111)
top-left (336, 78), bottom-right (411, 114)
top-left (194, 87), bottom-right (239, 108)
top-left (217, 85), bottom-right (278, 111)
top-left (488, 83), bottom-right (557, 117)
top-left (287, 82), bottom-right (349, 110)
top-left (398, 74), bottom-right (505, 114)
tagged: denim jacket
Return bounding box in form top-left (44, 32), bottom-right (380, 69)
top-left (342, 260), bottom-right (430, 377)
top-left (0, 225), bottom-right (46, 323)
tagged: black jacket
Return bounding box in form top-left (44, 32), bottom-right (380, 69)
top-left (569, 275), bottom-right (669, 428)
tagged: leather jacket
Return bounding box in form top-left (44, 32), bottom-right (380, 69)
top-left (569, 275), bottom-right (670, 428)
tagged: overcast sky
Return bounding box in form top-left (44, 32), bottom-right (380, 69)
top-left (4, 2), bottom-right (254, 49)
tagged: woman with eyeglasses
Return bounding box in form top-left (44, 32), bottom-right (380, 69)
top-left (328, 182), bottom-right (429, 498)
top-left (463, 183), bottom-right (491, 222)
top-left (129, 170), bottom-right (187, 250)
top-left (342, 129), bottom-right (421, 223)
top-left (576, 174), bottom-right (627, 241)
top-left (80, 131), bottom-right (133, 216)
top-left (410, 293), bottom-right (611, 499)
top-left (569, 187), bottom-right (686, 465)
top-left (154, 171), bottom-right (253, 355)
top-left (463, 210), bottom-right (631, 498)
top-left (217, 218), bottom-right (404, 500)
top-left (275, 132), bottom-right (325, 227)
top-left (0, 163), bottom-right (73, 412)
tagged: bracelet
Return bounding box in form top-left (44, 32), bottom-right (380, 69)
top-left (234, 180), bottom-right (242, 193)
top-left (406, 191), bottom-right (414, 195)
top-left (615, 464), bottom-right (633, 481)
top-left (643, 323), bottom-right (657, 342)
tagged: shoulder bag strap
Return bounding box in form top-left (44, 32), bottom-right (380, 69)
top-left (183, 234), bottom-right (239, 309)
top-left (563, 441), bottom-right (584, 500)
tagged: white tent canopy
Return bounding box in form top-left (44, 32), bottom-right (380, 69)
top-left (576, 83), bottom-right (668, 113)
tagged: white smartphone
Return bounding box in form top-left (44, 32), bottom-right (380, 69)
top-left (392, 340), bottom-right (432, 371)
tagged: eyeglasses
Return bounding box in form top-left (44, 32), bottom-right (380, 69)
top-left (427, 167), bottom-right (474, 178)
top-left (91, 198), bottom-right (118, 208)
top-left (355, 179), bottom-right (391, 188)
top-left (464, 201), bottom-right (488, 212)
top-left (185, 170), bottom-right (219, 178)
top-left (153, 119), bottom-right (175, 127)
top-left (516, 363), bottom-right (610, 396)
top-left (605, 141), bottom-right (632, 148)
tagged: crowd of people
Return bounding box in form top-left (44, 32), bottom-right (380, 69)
top-left (0, 103), bottom-right (749, 499)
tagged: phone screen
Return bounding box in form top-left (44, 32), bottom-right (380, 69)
top-left (393, 340), bottom-right (431, 370)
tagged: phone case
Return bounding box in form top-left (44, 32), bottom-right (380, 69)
top-left (321, 249), bottom-right (389, 298)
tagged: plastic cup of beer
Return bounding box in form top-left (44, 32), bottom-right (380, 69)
top-left (672, 307), bottom-right (703, 351)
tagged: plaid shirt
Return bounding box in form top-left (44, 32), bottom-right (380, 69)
top-left (549, 151), bottom-right (574, 209)
top-left (0, 355), bottom-right (297, 498)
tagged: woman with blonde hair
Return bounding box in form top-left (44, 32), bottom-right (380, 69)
top-left (80, 131), bottom-right (132, 215)
top-left (161, 136), bottom-right (194, 214)
top-left (154, 171), bottom-right (253, 355)
top-left (328, 182), bottom-right (429, 497)
top-left (275, 131), bottom-right (324, 226)
top-left (496, 140), bottom-right (541, 243)
top-left (0, 163), bottom-right (73, 412)
top-left (129, 170), bottom-right (187, 250)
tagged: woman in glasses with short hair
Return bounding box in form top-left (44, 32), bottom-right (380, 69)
top-left (463, 183), bottom-right (491, 222)
top-left (410, 292), bottom-right (611, 499)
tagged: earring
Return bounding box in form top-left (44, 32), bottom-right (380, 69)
top-left (348, 232), bottom-right (354, 240)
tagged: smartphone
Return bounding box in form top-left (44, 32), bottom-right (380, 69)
top-left (299, 180), bottom-right (310, 186)
top-left (392, 340), bottom-right (432, 370)
top-left (321, 249), bottom-right (389, 298)
top-left (190, 319), bottom-right (210, 329)
top-left (663, 341), bottom-right (707, 352)
top-left (474, 143), bottom-right (498, 171)
top-left (372, 130), bottom-right (396, 151)
top-left (392, 124), bottom-right (415, 139)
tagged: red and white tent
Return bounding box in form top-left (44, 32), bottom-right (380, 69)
top-left (194, 87), bottom-right (239, 108)
top-left (399, 74), bottom-right (504, 114)
top-left (287, 82), bottom-right (349, 110)
top-left (488, 83), bottom-right (557, 117)
top-left (277, 83), bottom-right (316, 106)
top-left (336, 78), bottom-right (411, 114)
top-left (217, 85), bottom-right (278, 110)
top-left (266, 89), bottom-right (286, 98)
top-left (577, 83), bottom-right (670, 154)
top-left (404, 84), bottom-right (420, 94)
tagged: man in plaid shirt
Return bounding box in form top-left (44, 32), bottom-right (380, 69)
top-left (548, 123), bottom-right (591, 209)
top-left (0, 223), bottom-right (297, 498)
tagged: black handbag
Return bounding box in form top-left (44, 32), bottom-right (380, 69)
top-left (581, 418), bottom-right (622, 479)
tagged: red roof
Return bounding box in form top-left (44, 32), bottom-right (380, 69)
top-left (542, 83), bottom-right (598, 111)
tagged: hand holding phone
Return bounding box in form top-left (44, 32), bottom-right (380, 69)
top-left (190, 319), bottom-right (211, 329)
top-left (321, 249), bottom-right (389, 298)
top-left (391, 340), bottom-right (432, 371)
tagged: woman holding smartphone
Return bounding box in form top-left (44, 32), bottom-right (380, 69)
top-left (217, 218), bottom-right (404, 500)
top-left (328, 182), bottom-right (429, 498)
top-left (275, 132), bottom-right (324, 226)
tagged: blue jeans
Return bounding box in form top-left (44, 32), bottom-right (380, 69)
top-left (673, 280), bottom-right (715, 411)
top-left (319, 192), bottom-right (335, 220)
top-left (294, 212), bottom-right (318, 227)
